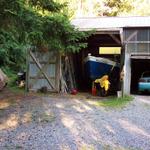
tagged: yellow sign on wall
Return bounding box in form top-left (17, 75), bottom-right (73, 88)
top-left (99, 47), bottom-right (121, 54)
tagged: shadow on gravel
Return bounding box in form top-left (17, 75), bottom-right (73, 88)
top-left (0, 90), bottom-right (150, 150)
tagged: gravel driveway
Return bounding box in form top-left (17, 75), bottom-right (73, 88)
top-left (0, 92), bottom-right (150, 150)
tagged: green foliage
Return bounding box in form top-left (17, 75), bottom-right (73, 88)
top-left (0, 29), bottom-right (26, 70)
top-left (28, 0), bottom-right (65, 12)
top-left (41, 14), bottom-right (90, 53)
top-left (0, 0), bottom-right (90, 73)
top-left (57, 0), bottom-right (134, 17)
top-left (93, 0), bottom-right (133, 16)
top-left (128, 0), bottom-right (150, 16)
top-left (103, 0), bottom-right (133, 16)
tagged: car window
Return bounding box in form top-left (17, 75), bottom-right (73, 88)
top-left (142, 71), bottom-right (150, 77)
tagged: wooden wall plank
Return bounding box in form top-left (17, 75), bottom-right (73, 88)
top-left (29, 50), bottom-right (55, 89)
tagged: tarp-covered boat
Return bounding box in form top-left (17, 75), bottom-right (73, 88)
top-left (84, 55), bottom-right (120, 80)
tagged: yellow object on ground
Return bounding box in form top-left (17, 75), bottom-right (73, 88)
top-left (94, 75), bottom-right (110, 91)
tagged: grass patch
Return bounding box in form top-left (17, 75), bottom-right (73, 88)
top-left (8, 86), bottom-right (24, 94)
top-left (94, 95), bottom-right (133, 108)
top-left (3, 145), bottom-right (23, 150)
top-left (80, 145), bottom-right (94, 150)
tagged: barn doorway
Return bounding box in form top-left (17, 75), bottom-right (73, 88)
top-left (131, 56), bottom-right (150, 94)
top-left (72, 32), bottom-right (122, 95)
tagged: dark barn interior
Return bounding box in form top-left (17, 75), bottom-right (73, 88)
top-left (131, 58), bottom-right (150, 94)
top-left (72, 33), bottom-right (122, 94)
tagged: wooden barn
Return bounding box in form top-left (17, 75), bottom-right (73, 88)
top-left (27, 16), bottom-right (150, 95)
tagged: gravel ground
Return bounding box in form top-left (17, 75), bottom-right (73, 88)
top-left (0, 93), bottom-right (150, 150)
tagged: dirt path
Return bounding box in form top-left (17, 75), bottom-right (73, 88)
top-left (0, 91), bottom-right (150, 150)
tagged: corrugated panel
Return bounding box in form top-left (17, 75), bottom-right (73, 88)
top-left (126, 43), bottom-right (150, 53)
top-left (137, 30), bottom-right (148, 41)
top-left (29, 63), bottom-right (56, 78)
top-left (29, 79), bottom-right (55, 90)
top-left (124, 30), bottom-right (137, 41)
top-left (28, 51), bottom-right (58, 91)
top-left (125, 28), bottom-right (150, 54)
top-left (126, 43), bottom-right (136, 53)
top-left (124, 29), bottom-right (150, 42)
top-left (137, 43), bottom-right (149, 53)
top-left (29, 64), bottom-right (38, 77)
top-left (71, 16), bottom-right (150, 30)
top-left (46, 64), bottom-right (55, 77)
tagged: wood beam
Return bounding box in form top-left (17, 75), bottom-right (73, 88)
top-left (125, 30), bottom-right (138, 43)
top-left (109, 34), bottom-right (121, 44)
top-left (131, 55), bottom-right (150, 59)
top-left (88, 43), bottom-right (122, 47)
top-left (120, 28), bottom-right (124, 44)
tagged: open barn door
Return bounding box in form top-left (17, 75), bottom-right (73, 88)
top-left (130, 54), bottom-right (150, 94)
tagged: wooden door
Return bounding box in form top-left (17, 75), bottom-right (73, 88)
top-left (28, 50), bottom-right (60, 92)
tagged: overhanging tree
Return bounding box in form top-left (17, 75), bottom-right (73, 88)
top-left (0, 0), bottom-right (89, 71)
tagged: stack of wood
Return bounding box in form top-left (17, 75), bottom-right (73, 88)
top-left (60, 55), bottom-right (76, 93)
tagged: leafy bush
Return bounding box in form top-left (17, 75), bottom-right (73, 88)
top-left (0, 0), bottom-right (91, 76)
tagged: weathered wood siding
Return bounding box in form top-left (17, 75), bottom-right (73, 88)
top-left (124, 28), bottom-right (150, 54)
top-left (123, 28), bottom-right (150, 94)
top-left (28, 51), bottom-right (60, 92)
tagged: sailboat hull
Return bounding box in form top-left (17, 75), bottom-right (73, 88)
top-left (84, 56), bottom-right (119, 80)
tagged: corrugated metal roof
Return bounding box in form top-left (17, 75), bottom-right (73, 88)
top-left (71, 16), bottom-right (150, 31)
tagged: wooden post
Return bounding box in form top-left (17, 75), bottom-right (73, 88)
top-left (25, 48), bottom-right (29, 94)
top-left (120, 28), bottom-right (124, 45)
top-left (123, 45), bottom-right (131, 95)
top-left (55, 53), bottom-right (61, 92)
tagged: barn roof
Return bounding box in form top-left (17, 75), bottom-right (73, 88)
top-left (71, 16), bottom-right (150, 31)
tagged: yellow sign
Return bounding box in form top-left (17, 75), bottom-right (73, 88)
top-left (99, 47), bottom-right (121, 54)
